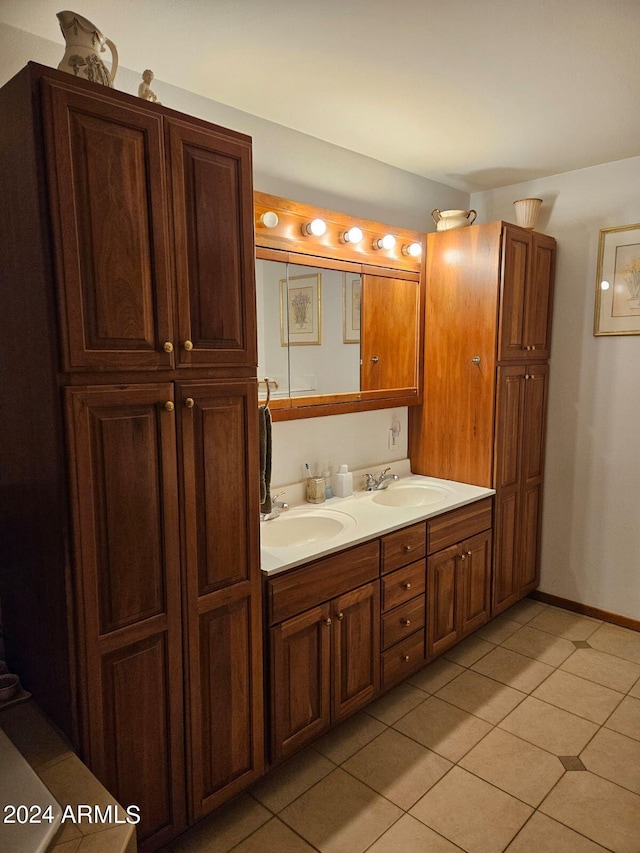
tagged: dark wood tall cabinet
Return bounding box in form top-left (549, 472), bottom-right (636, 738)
top-left (409, 221), bottom-right (555, 617)
top-left (0, 63), bottom-right (262, 850)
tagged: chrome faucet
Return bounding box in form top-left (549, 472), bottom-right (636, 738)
top-left (260, 492), bottom-right (289, 521)
top-left (364, 467), bottom-right (399, 491)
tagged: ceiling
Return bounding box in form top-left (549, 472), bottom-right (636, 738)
top-left (2, 0), bottom-right (640, 191)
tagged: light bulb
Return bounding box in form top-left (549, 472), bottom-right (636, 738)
top-left (305, 218), bottom-right (327, 237)
top-left (376, 234), bottom-right (396, 250)
top-left (343, 226), bottom-right (363, 244)
top-left (260, 211), bottom-right (279, 228)
top-left (405, 242), bottom-right (422, 257)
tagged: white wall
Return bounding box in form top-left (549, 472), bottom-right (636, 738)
top-left (0, 23), bottom-right (467, 490)
top-left (472, 158), bottom-right (640, 621)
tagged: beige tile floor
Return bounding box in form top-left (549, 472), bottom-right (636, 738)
top-left (165, 600), bottom-right (640, 853)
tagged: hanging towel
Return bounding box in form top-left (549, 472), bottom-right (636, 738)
top-left (259, 403), bottom-right (272, 514)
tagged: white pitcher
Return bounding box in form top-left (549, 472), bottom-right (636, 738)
top-left (431, 209), bottom-right (477, 231)
top-left (56, 10), bottom-right (118, 87)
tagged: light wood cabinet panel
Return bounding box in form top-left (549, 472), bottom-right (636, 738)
top-left (44, 80), bottom-right (174, 372)
top-left (332, 583), bottom-right (380, 721)
top-left (409, 222), bottom-right (502, 488)
top-left (361, 275), bottom-right (419, 391)
top-left (410, 220), bottom-right (555, 619)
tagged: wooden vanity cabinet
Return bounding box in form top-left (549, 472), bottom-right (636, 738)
top-left (410, 222), bottom-right (555, 617)
top-left (266, 542), bottom-right (380, 763)
top-left (426, 501), bottom-right (493, 660)
top-left (0, 64), bottom-right (262, 851)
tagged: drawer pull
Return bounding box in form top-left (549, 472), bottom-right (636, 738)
top-left (402, 618), bottom-right (411, 626)
top-left (163, 341), bottom-right (174, 353)
top-left (337, 612), bottom-right (344, 621)
top-left (403, 655), bottom-right (410, 662)
top-left (324, 617), bottom-right (332, 626)
top-left (403, 582), bottom-right (412, 590)
top-left (467, 550), bottom-right (472, 557)
top-left (164, 401), bottom-right (175, 412)
top-left (403, 544), bottom-right (412, 552)
top-left (460, 554), bottom-right (466, 561)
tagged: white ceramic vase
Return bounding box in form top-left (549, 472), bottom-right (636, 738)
top-left (56, 10), bottom-right (118, 87)
top-left (513, 198), bottom-right (542, 230)
top-left (431, 209), bottom-right (477, 231)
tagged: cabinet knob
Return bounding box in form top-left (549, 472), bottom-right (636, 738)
top-left (324, 617), bottom-right (332, 626)
top-left (337, 612), bottom-right (344, 621)
top-left (184, 340), bottom-right (194, 351)
top-left (403, 582), bottom-right (412, 590)
top-left (525, 374), bottom-right (530, 380)
top-left (371, 356), bottom-right (379, 363)
top-left (530, 374), bottom-right (536, 380)
top-left (467, 550), bottom-right (472, 557)
top-left (164, 401), bottom-right (175, 412)
top-left (460, 553), bottom-right (466, 561)
top-left (402, 618), bottom-right (411, 626)
top-left (532, 345), bottom-right (536, 351)
top-left (525, 345), bottom-right (532, 351)
top-left (403, 655), bottom-right (410, 662)
top-left (185, 397), bottom-right (195, 408)
top-left (163, 341), bottom-right (174, 353)
top-left (403, 544), bottom-right (412, 553)
top-left (471, 356), bottom-right (481, 365)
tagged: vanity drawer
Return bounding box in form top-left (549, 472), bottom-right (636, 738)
top-left (381, 560), bottom-right (426, 612)
top-left (381, 522), bottom-right (426, 574)
top-left (267, 539), bottom-right (380, 624)
top-left (382, 630), bottom-right (426, 690)
top-left (427, 498), bottom-right (492, 554)
top-left (382, 595), bottom-right (425, 650)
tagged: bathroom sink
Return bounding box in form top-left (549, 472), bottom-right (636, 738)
top-left (371, 483), bottom-right (449, 508)
top-left (260, 509), bottom-right (356, 548)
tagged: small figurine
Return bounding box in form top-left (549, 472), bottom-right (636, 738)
top-left (138, 69), bottom-right (161, 103)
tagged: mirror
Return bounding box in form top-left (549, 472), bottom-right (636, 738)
top-left (254, 192), bottom-right (423, 419)
top-left (257, 260), bottom-right (361, 400)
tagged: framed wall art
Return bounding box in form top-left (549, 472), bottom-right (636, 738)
top-left (594, 223), bottom-right (640, 336)
top-left (280, 273), bottom-right (322, 345)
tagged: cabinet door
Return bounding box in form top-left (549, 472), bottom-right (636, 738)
top-left (44, 82), bottom-right (174, 372)
top-left (519, 366), bottom-right (549, 593)
top-left (523, 236), bottom-right (555, 359)
top-left (65, 385), bottom-right (185, 848)
top-left (458, 531), bottom-right (492, 637)
top-left (492, 367), bottom-right (525, 616)
top-left (361, 275), bottom-right (419, 392)
top-left (332, 582), bottom-right (380, 722)
top-left (498, 227), bottom-right (532, 362)
top-left (167, 119), bottom-right (257, 368)
top-left (179, 380), bottom-right (264, 817)
top-left (270, 605), bottom-right (332, 763)
top-left (427, 545), bottom-right (459, 658)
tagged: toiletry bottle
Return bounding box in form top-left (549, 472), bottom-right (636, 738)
top-left (333, 464), bottom-right (353, 498)
top-left (323, 466), bottom-right (333, 499)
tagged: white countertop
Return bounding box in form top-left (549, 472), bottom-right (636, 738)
top-left (260, 470), bottom-right (494, 576)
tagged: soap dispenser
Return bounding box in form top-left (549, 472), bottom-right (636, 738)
top-left (333, 464), bottom-right (353, 498)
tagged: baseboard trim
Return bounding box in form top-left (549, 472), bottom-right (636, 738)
top-left (530, 591), bottom-right (640, 633)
